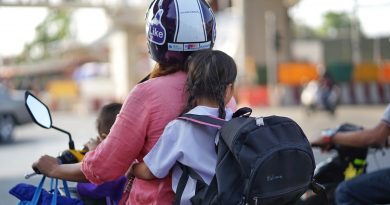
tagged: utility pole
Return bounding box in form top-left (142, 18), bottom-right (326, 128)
top-left (351, 0), bottom-right (361, 64)
top-left (265, 11), bottom-right (278, 106)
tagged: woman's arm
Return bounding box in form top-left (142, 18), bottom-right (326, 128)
top-left (81, 87), bottom-right (150, 184)
top-left (32, 155), bottom-right (88, 182)
top-left (131, 162), bottom-right (156, 180)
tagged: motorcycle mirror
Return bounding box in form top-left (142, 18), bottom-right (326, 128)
top-left (25, 91), bottom-right (52, 129)
top-left (24, 91), bottom-right (75, 150)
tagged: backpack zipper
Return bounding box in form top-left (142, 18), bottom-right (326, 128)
top-left (245, 147), bottom-right (313, 201)
top-left (251, 183), bottom-right (309, 202)
top-left (254, 197), bottom-right (259, 205)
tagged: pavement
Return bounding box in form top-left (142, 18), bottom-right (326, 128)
top-left (0, 105), bottom-right (389, 204)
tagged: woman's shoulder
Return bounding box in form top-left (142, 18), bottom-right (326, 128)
top-left (128, 71), bottom-right (186, 99)
top-left (141, 71), bottom-right (186, 88)
top-left (136, 71), bottom-right (187, 99)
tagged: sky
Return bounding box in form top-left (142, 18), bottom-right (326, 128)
top-left (0, 0), bottom-right (390, 57)
top-left (290, 0), bottom-right (390, 37)
top-left (0, 7), bottom-right (108, 57)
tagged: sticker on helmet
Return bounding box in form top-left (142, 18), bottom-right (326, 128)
top-left (199, 41), bottom-right (211, 49)
top-left (184, 43), bottom-right (200, 51)
top-left (148, 9), bottom-right (166, 45)
top-left (168, 43), bottom-right (184, 51)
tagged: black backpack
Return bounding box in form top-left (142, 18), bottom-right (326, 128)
top-left (174, 107), bottom-right (325, 205)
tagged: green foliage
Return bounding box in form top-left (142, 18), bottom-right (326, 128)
top-left (16, 9), bottom-right (72, 63)
top-left (292, 21), bottom-right (321, 39)
top-left (293, 11), bottom-right (358, 39)
top-left (318, 12), bottom-right (354, 38)
top-left (323, 12), bottom-right (353, 30)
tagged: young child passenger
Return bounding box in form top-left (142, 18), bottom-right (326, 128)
top-left (130, 50), bottom-right (237, 205)
top-left (76, 103), bottom-right (127, 205)
top-left (82, 102), bottom-right (123, 152)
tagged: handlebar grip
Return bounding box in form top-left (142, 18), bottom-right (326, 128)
top-left (311, 143), bottom-right (335, 151)
top-left (25, 172), bottom-right (38, 179)
top-left (32, 166), bottom-right (41, 174)
top-left (311, 143), bottom-right (324, 148)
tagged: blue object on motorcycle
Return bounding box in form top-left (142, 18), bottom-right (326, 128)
top-left (9, 175), bottom-right (83, 205)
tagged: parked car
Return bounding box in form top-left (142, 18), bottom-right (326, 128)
top-left (0, 84), bottom-right (32, 142)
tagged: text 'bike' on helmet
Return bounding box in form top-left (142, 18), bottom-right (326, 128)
top-left (146, 0), bottom-right (216, 65)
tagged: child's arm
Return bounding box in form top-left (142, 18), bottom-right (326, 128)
top-left (131, 162), bottom-right (156, 180)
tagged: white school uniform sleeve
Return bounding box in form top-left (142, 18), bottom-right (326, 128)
top-left (143, 121), bottom-right (182, 178)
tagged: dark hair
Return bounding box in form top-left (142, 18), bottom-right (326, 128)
top-left (149, 63), bottom-right (184, 78)
top-left (96, 103), bottom-right (123, 136)
top-left (183, 50), bottom-right (237, 119)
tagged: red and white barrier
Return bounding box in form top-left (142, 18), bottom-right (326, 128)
top-left (337, 83), bottom-right (389, 104)
top-left (278, 83), bottom-right (390, 106)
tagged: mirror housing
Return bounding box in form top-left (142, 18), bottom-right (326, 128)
top-left (25, 91), bottom-right (52, 129)
top-left (24, 91), bottom-right (75, 150)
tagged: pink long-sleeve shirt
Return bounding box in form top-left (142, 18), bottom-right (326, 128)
top-left (81, 71), bottom-right (187, 205)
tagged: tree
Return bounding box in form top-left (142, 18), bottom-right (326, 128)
top-left (292, 21), bottom-right (320, 39)
top-left (17, 9), bottom-right (72, 63)
top-left (318, 12), bottom-right (355, 38)
top-left (292, 11), bottom-right (359, 39)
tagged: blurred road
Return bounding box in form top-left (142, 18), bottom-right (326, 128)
top-left (1, 105), bottom-right (390, 204)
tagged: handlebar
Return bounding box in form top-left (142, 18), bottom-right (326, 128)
top-left (311, 142), bottom-right (386, 150)
top-left (25, 172), bottom-right (38, 179)
top-left (311, 143), bottom-right (325, 148)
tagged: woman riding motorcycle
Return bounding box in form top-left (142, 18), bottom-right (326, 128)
top-left (32, 1), bottom-right (225, 204)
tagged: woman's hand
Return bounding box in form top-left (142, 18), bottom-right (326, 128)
top-left (32, 155), bottom-right (60, 178)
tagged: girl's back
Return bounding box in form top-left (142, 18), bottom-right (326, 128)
top-left (144, 106), bottom-right (233, 204)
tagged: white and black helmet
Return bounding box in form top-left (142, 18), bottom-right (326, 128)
top-left (146, 0), bottom-right (216, 65)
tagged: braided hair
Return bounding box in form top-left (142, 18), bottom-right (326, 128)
top-left (183, 50), bottom-right (237, 119)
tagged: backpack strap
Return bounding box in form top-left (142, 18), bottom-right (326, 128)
top-left (232, 107), bottom-right (252, 118)
top-left (138, 74), bottom-right (150, 84)
top-left (178, 114), bottom-right (226, 129)
top-left (174, 163), bottom-right (206, 205)
top-left (310, 180), bottom-right (329, 205)
top-left (178, 107), bottom-right (252, 129)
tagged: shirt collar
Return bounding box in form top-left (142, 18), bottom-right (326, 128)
top-left (187, 105), bottom-right (233, 120)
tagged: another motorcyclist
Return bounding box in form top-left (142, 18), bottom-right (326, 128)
top-left (318, 71), bottom-right (337, 114)
top-left (311, 104), bottom-right (390, 205)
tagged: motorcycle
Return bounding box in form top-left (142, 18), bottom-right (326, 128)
top-left (24, 90), bottom-right (87, 174)
top-left (300, 80), bottom-right (339, 116)
top-left (17, 91), bottom-right (127, 205)
top-left (295, 123), bottom-right (380, 205)
top-left (9, 91), bottom-right (90, 204)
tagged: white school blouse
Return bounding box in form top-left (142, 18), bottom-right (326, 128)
top-left (144, 105), bottom-right (233, 205)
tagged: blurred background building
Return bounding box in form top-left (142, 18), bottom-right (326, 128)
top-left (0, 0), bottom-right (389, 112)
